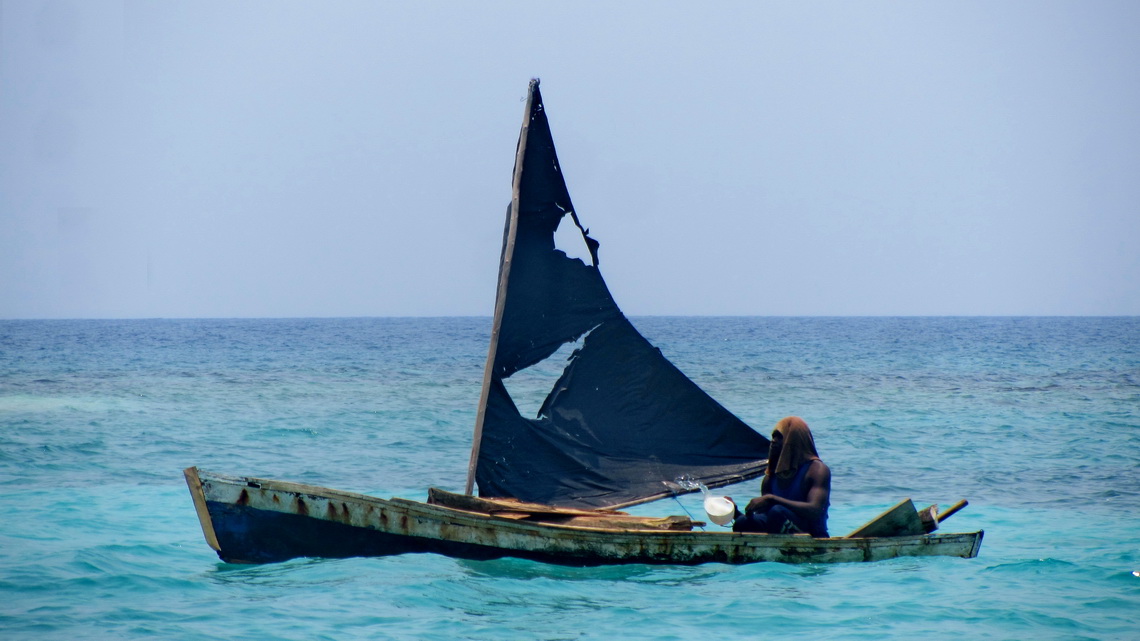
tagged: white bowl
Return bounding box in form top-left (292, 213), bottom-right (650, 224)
top-left (704, 496), bottom-right (736, 526)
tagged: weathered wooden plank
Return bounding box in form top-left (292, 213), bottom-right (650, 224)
top-left (429, 487), bottom-right (627, 516)
top-left (529, 514), bottom-right (699, 531)
top-left (428, 488), bottom-right (699, 530)
top-left (183, 466), bottom-right (221, 552)
top-left (488, 511), bottom-right (532, 520)
top-left (845, 498), bottom-right (926, 538)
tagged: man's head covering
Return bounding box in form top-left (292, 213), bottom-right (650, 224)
top-left (768, 416), bottom-right (820, 478)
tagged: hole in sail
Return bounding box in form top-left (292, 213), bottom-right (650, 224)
top-left (553, 211), bottom-right (594, 265)
top-left (500, 327), bottom-right (597, 419)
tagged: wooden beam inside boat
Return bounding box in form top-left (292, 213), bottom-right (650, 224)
top-left (428, 488), bottom-right (701, 530)
top-left (845, 498), bottom-right (926, 538)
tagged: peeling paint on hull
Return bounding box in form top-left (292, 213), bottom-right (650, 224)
top-left (187, 468), bottom-right (984, 566)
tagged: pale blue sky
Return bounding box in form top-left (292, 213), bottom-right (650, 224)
top-left (2, 1), bottom-right (1138, 318)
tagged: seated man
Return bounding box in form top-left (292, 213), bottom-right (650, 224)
top-left (731, 416), bottom-right (830, 537)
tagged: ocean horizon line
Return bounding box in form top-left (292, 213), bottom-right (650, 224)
top-left (2, 313), bottom-right (1138, 322)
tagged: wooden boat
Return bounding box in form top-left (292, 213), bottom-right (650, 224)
top-left (185, 80), bottom-right (983, 566)
top-left (185, 469), bottom-right (982, 565)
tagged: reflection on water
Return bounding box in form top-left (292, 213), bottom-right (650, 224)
top-left (457, 556), bottom-right (667, 582)
top-left (206, 556), bottom-right (349, 587)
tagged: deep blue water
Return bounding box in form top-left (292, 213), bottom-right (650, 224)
top-left (1, 317), bottom-right (1137, 640)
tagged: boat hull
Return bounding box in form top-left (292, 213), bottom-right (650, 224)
top-left (186, 468), bottom-right (983, 566)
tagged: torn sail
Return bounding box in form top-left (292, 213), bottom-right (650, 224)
top-left (472, 80), bottom-right (769, 509)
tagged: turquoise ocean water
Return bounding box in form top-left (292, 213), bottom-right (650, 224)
top-left (1, 316), bottom-right (1137, 640)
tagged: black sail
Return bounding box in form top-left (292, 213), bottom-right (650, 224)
top-left (473, 80), bottom-right (769, 509)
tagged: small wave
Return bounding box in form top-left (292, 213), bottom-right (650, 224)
top-left (982, 558), bottom-right (1079, 575)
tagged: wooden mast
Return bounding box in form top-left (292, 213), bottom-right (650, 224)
top-left (465, 79), bottom-right (538, 495)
